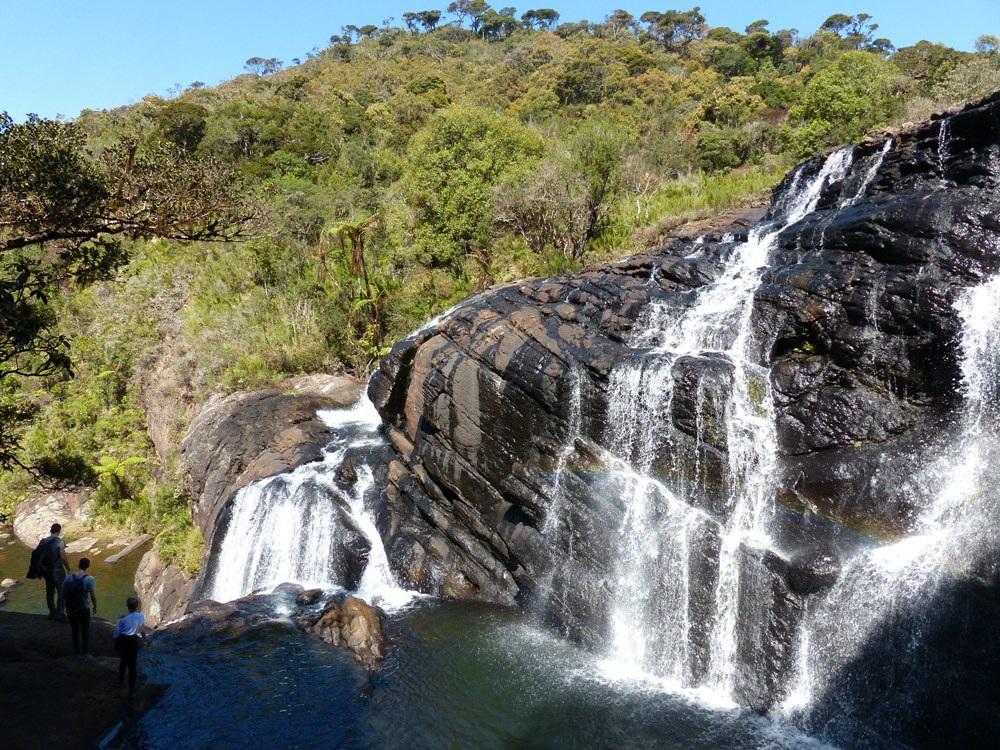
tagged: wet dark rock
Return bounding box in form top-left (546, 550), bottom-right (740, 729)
top-left (368, 93), bottom-right (1000, 725)
top-left (786, 547), bottom-right (841, 596)
top-left (174, 599), bottom-right (272, 641)
top-left (734, 548), bottom-right (807, 713)
top-left (296, 588), bottom-right (324, 606)
top-left (337, 457), bottom-right (358, 486)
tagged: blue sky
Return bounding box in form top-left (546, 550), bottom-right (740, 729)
top-left (2, 1), bottom-right (997, 121)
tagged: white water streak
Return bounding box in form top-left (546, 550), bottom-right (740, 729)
top-left (603, 148), bottom-right (855, 700)
top-left (207, 397), bottom-right (416, 610)
top-left (842, 139), bottom-right (892, 207)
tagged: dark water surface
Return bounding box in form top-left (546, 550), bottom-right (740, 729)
top-left (130, 596), bottom-right (833, 750)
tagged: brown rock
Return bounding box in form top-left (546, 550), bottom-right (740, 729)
top-left (283, 374), bottom-right (364, 405)
top-left (133, 550), bottom-right (196, 628)
top-left (296, 588), bottom-right (323, 606)
top-left (307, 595), bottom-right (386, 670)
top-left (13, 490), bottom-right (91, 547)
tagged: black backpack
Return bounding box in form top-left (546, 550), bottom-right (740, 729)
top-left (64, 574), bottom-right (89, 612)
top-left (26, 537), bottom-right (57, 579)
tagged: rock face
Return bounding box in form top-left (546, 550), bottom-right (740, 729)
top-left (369, 93), bottom-right (1000, 740)
top-left (134, 550), bottom-right (196, 628)
top-left (181, 375), bottom-right (362, 542)
top-left (139, 330), bottom-right (197, 469)
top-left (301, 595), bottom-right (386, 671)
top-left (133, 375), bottom-right (361, 620)
top-left (13, 490), bottom-right (91, 547)
top-left (0, 611), bottom-right (139, 750)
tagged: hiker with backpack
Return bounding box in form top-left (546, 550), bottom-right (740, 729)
top-left (63, 558), bottom-right (97, 657)
top-left (112, 596), bottom-right (145, 699)
top-left (28, 523), bottom-right (71, 621)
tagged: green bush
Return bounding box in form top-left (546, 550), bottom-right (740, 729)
top-left (785, 51), bottom-right (903, 156)
top-left (696, 127), bottom-right (753, 171)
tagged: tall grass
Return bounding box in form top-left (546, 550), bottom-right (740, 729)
top-left (592, 163), bottom-right (790, 259)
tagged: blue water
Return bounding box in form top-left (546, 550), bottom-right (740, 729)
top-left (128, 594), bottom-right (833, 750)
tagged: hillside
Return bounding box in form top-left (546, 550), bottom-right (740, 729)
top-left (2, 6), bottom-right (999, 571)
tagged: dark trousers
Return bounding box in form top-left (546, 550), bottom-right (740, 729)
top-left (117, 635), bottom-right (141, 696)
top-left (44, 569), bottom-right (66, 618)
top-left (67, 608), bottom-right (91, 654)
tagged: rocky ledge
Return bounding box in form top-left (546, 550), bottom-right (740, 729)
top-left (137, 374), bottom-right (363, 626)
top-left (368, 92), bottom-right (1000, 726)
top-left (0, 611), bottom-right (156, 749)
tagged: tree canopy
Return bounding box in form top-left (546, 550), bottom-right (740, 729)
top-left (0, 113), bottom-right (253, 473)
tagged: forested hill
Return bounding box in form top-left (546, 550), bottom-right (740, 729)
top-left (2, 6), bottom-right (998, 569)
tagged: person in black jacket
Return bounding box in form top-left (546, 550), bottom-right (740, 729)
top-left (36, 523), bottom-right (71, 621)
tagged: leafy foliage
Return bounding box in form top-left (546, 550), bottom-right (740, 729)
top-left (1, 4), bottom-right (991, 567)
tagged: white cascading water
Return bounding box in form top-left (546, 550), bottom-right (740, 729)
top-left (599, 148), bottom-right (855, 700)
top-left (533, 369), bottom-right (584, 622)
top-left (206, 396), bottom-right (415, 609)
top-left (843, 138), bottom-right (893, 207)
top-left (782, 273), bottom-right (1000, 715)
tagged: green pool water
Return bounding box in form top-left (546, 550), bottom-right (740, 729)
top-left (0, 527), bottom-right (147, 620)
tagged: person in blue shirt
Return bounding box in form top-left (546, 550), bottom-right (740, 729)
top-left (112, 596), bottom-right (146, 699)
top-left (63, 558), bottom-right (97, 656)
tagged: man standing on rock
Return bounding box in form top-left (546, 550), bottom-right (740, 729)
top-left (63, 558), bottom-right (97, 657)
top-left (112, 596), bottom-right (145, 699)
top-left (38, 523), bottom-right (70, 621)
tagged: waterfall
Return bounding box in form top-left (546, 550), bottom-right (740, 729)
top-left (205, 397), bottom-right (415, 609)
top-left (598, 148), bottom-right (855, 700)
top-left (843, 138), bottom-right (892, 207)
top-left (782, 273), bottom-right (1000, 718)
top-left (534, 369), bottom-right (584, 628)
top-left (937, 117), bottom-right (952, 179)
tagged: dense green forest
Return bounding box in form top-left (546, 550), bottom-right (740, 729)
top-left (2, 5), bottom-right (998, 571)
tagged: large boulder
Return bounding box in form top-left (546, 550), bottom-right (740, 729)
top-left (12, 490), bottom-right (91, 547)
top-left (368, 210), bottom-right (765, 633)
top-left (302, 595), bottom-right (386, 671)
